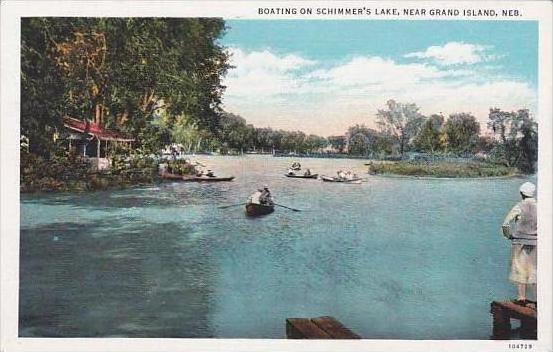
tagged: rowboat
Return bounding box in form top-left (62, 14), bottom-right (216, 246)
top-left (320, 175), bottom-right (362, 184)
top-left (161, 172), bottom-right (234, 182)
top-left (245, 202), bottom-right (275, 216)
top-left (284, 173), bottom-right (319, 179)
top-left (182, 176), bottom-right (235, 182)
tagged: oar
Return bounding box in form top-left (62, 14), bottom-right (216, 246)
top-left (274, 203), bottom-right (302, 212)
top-left (218, 203), bottom-right (245, 209)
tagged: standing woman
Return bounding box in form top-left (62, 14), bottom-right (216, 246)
top-left (502, 182), bottom-right (537, 306)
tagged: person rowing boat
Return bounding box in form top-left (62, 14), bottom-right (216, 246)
top-left (246, 185), bottom-right (274, 216)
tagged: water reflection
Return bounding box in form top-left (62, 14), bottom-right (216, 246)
top-left (20, 220), bottom-right (216, 337)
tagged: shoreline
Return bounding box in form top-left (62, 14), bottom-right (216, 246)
top-left (368, 173), bottom-right (526, 180)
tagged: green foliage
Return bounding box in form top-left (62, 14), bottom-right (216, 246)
top-left (376, 100), bottom-right (425, 156)
top-left (21, 17), bottom-right (229, 157)
top-left (166, 159), bottom-right (197, 175)
top-left (303, 134), bottom-right (328, 153)
top-left (488, 108), bottom-right (538, 173)
top-left (413, 114), bottom-right (445, 154)
top-left (369, 161), bottom-right (517, 178)
top-left (171, 115), bottom-right (206, 152)
top-left (346, 124), bottom-right (383, 156)
top-left (218, 113), bottom-right (253, 151)
top-left (137, 122), bottom-right (172, 155)
top-left (216, 112), bottom-right (328, 154)
top-left (106, 142), bottom-right (132, 172)
top-left (443, 113), bottom-right (480, 155)
top-left (21, 18), bottom-right (66, 157)
top-left (327, 135), bottom-right (346, 152)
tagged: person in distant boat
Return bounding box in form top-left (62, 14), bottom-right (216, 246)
top-left (502, 182), bottom-right (537, 307)
top-left (304, 168), bottom-right (311, 176)
top-left (206, 169), bottom-right (215, 177)
top-left (337, 170), bottom-right (346, 180)
top-left (259, 185), bottom-right (273, 205)
top-left (287, 167), bottom-right (296, 175)
top-left (291, 162), bottom-right (301, 170)
top-left (345, 171), bottom-right (354, 180)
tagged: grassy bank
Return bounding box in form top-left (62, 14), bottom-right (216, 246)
top-left (367, 160), bottom-right (519, 178)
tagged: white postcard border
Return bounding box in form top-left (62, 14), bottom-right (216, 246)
top-left (1, 1), bottom-right (552, 351)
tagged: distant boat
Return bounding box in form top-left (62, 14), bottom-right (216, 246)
top-left (320, 175), bottom-right (362, 184)
top-left (284, 173), bottom-right (319, 179)
top-left (245, 202), bottom-right (274, 216)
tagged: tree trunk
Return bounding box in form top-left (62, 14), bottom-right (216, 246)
top-left (95, 103), bottom-right (102, 125)
top-left (140, 89), bottom-right (155, 112)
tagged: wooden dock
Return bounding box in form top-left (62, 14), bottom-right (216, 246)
top-left (286, 316), bottom-right (361, 339)
top-left (490, 301), bottom-right (537, 339)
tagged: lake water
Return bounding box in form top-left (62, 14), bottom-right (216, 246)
top-left (19, 155), bottom-right (536, 339)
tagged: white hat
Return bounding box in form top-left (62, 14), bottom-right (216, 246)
top-left (520, 182), bottom-right (536, 197)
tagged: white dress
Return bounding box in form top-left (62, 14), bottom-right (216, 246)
top-left (502, 198), bottom-right (537, 284)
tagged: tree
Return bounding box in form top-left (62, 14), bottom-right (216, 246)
top-left (218, 112), bottom-right (249, 152)
top-left (443, 113), bottom-right (480, 155)
top-left (488, 108), bottom-right (538, 173)
top-left (53, 23), bottom-right (109, 125)
top-left (21, 18), bottom-right (230, 157)
top-left (327, 135), bottom-right (346, 153)
top-left (345, 125), bottom-right (374, 155)
top-left (488, 108), bottom-right (517, 166)
top-left (302, 135), bottom-right (328, 153)
top-left (517, 110), bottom-right (538, 173)
top-left (21, 18), bottom-right (67, 156)
top-left (475, 135), bottom-right (497, 155)
top-left (376, 100), bottom-right (425, 156)
top-left (413, 114), bottom-right (445, 154)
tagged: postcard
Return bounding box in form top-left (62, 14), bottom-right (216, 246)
top-left (1, 1), bottom-right (552, 351)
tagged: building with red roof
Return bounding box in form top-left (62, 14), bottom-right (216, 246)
top-left (63, 116), bottom-right (134, 169)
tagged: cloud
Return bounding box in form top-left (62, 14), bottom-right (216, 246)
top-left (224, 47), bottom-right (315, 98)
top-left (222, 48), bottom-right (536, 136)
top-left (404, 42), bottom-right (495, 66)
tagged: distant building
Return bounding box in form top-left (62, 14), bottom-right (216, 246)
top-left (63, 116), bottom-right (134, 170)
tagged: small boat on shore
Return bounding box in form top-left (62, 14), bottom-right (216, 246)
top-left (245, 202), bottom-right (275, 216)
top-left (284, 173), bottom-right (319, 179)
top-left (320, 175), bottom-right (362, 184)
top-left (182, 175), bottom-right (235, 182)
top-left (161, 172), bottom-right (234, 182)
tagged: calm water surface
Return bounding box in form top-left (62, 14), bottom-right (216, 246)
top-left (19, 155), bottom-right (535, 338)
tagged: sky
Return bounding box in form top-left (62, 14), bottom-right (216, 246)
top-left (220, 20), bottom-right (538, 136)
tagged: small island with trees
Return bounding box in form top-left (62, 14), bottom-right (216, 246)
top-left (20, 18), bottom-right (538, 193)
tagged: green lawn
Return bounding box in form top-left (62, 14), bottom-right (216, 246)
top-left (368, 160), bottom-right (518, 178)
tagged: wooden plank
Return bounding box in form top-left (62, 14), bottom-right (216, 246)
top-left (311, 316), bottom-right (361, 339)
top-left (286, 318), bottom-right (331, 339)
top-left (490, 303), bottom-right (512, 339)
top-left (490, 301), bottom-right (537, 340)
top-left (491, 301), bottom-right (537, 320)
